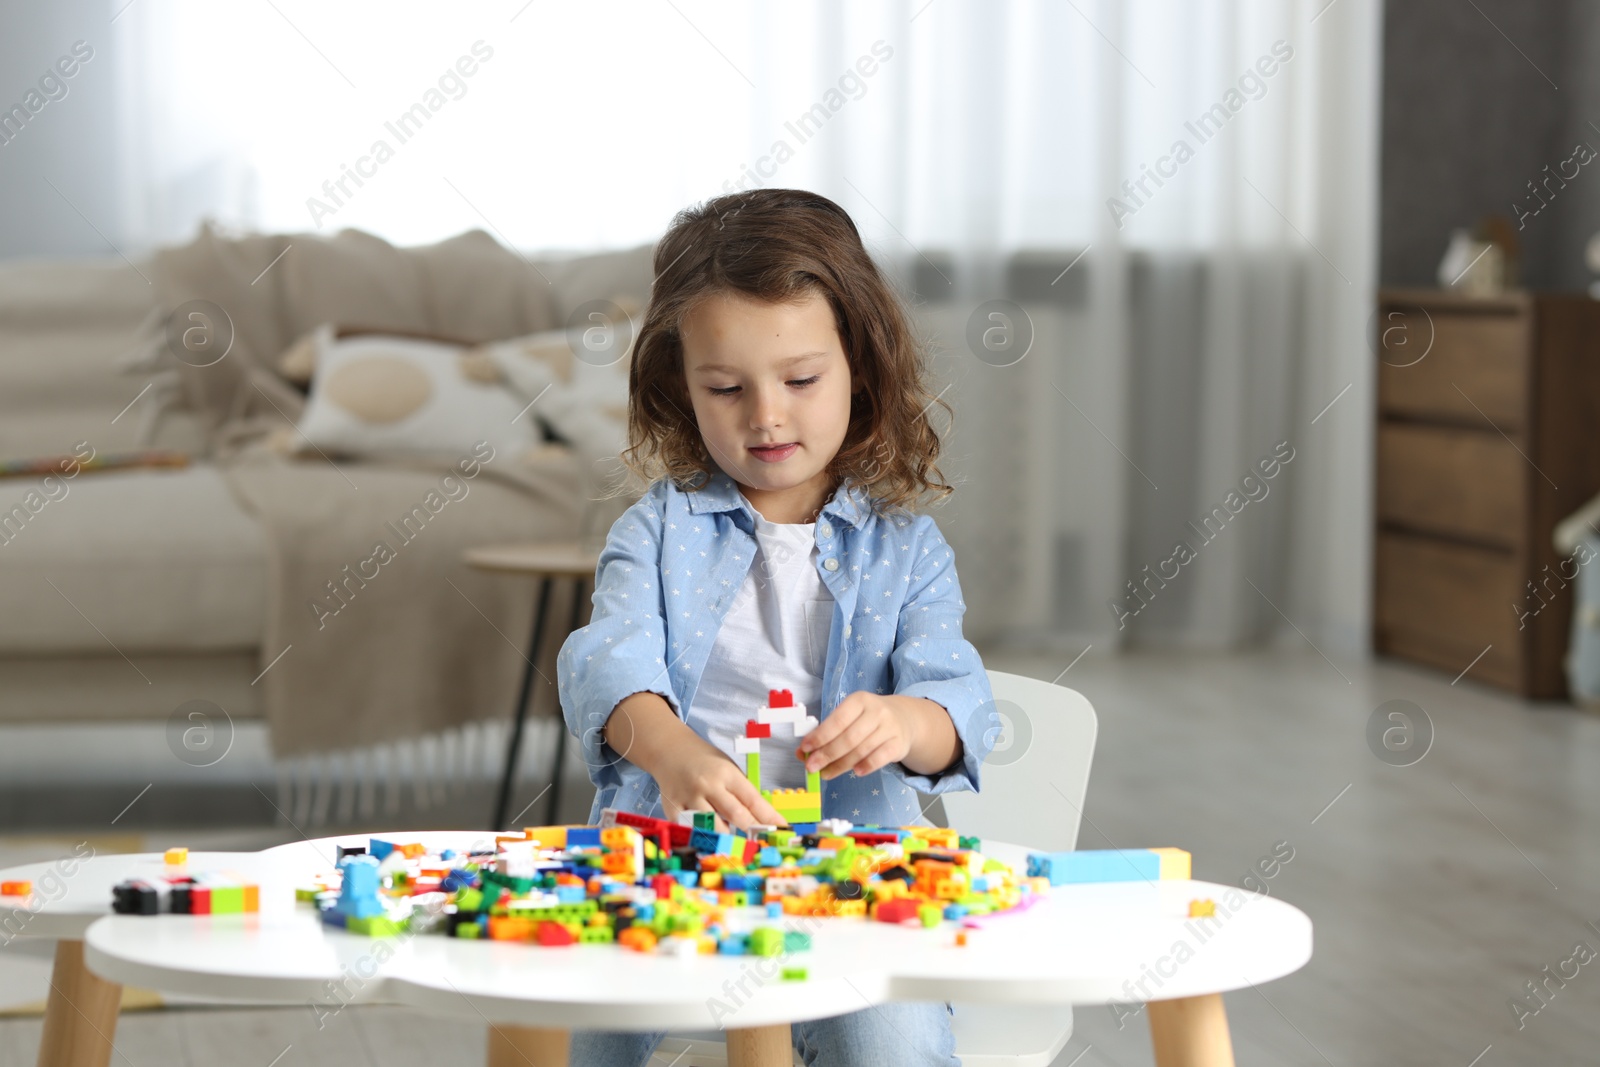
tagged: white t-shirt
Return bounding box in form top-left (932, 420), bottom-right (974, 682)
top-left (689, 514), bottom-right (834, 790)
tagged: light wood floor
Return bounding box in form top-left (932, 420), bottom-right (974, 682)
top-left (1, 649), bottom-right (1596, 1065)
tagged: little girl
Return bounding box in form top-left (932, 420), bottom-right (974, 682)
top-left (557, 187), bottom-right (993, 1067)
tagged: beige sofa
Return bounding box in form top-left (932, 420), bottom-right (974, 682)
top-left (0, 235), bottom-right (654, 733)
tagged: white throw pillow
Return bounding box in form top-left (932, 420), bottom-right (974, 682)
top-left (476, 322), bottom-right (632, 464)
top-left (293, 324), bottom-right (541, 461)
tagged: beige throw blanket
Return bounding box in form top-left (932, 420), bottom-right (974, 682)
top-left (148, 224), bottom-right (632, 759)
top-left (224, 442), bottom-right (587, 757)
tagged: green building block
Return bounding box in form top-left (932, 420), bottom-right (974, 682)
top-left (782, 931), bottom-right (811, 952)
top-left (210, 886), bottom-right (244, 914)
top-left (745, 751), bottom-right (761, 790)
top-left (781, 967), bottom-right (808, 981)
top-left (578, 926), bottom-right (614, 944)
top-left (347, 915), bottom-right (405, 937)
top-left (918, 904), bottom-right (942, 928)
top-left (749, 927), bottom-right (784, 957)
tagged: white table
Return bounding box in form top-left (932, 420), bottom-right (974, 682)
top-left (6, 832), bottom-right (1313, 1067)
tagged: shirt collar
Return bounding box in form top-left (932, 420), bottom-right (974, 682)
top-left (682, 467), bottom-right (873, 529)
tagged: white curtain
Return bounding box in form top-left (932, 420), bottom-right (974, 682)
top-left (113, 0), bottom-right (1381, 656)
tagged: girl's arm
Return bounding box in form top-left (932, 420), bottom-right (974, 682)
top-left (894, 695), bottom-right (963, 776)
top-left (797, 515), bottom-right (994, 792)
top-left (605, 691), bottom-right (784, 829)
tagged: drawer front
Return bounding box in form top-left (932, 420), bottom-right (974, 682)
top-left (1374, 531), bottom-right (1522, 687)
top-left (1376, 308), bottom-right (1528, 429)
top-left (1376, 423), bottom-right (1525, 547)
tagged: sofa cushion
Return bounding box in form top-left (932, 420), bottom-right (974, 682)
top-left (293, 324), bottom-right (541, 462)
top-left (0, 464), bottom-right (267, 654)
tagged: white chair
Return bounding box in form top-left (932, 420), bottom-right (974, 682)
top-left (650, 670), bottom-right (1100, 1066)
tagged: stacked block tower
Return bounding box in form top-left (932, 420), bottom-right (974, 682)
top-left (734, 688), bottom-right (823, 824)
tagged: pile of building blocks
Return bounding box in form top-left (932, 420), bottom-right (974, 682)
top-left (298, 811), bottom-right (1066, 959)
top-left (285, 682), bottom-right (1194, 955)
top-left (737, 688), bottom-right (823, 822)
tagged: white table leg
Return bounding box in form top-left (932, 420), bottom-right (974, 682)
top-left (37, 940), bottom-right (122, 1067)
top-left (1148, 993), bottom-right (1236, 1067)
top-left (486, 1023), bottom-right (569, 1067)
top-left (727, 1023), bottom-right (792, 1067)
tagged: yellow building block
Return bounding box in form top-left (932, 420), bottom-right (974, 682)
top-left (1151, 847), bottom-right (1192, 880)
top-left (524, 826), bottom-right (569, 849)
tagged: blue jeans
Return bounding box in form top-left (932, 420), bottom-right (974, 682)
top-left (569, 1002), bottom-right (959, 1066)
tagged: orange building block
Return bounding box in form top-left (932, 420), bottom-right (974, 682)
top-left (619, 927), bottom-right (657, 952)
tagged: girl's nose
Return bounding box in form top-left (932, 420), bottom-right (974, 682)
top-left (748, 385), bottom-right (785, 430)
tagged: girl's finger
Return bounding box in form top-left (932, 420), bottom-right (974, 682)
top-left (799, 697), bottom-right (860, 756)
top-left (852, 737), bottom-right (902, 777)
top-left (716, 789), bottom-right (763, 832)
top-left (805, 716), bottom-right (879, 776)
top-left (733, 778), bottom-right (788, 828)
top-left (819, 725), bottom-right (889, 780)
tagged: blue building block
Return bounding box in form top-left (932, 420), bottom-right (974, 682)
top-left (690, 828), bottom-right (734, 855)
top-left (758, 847), bottom-right (782, 867)
top-left (368, 838), bottom-right (396, 861)
top-left (566, 828), bottom-right (601, 848)
top-left (555, 884), bottom-right (587, 903)
top-left (333, 855), bottom-right (386, 919)
top-left (1026, 849), bottom-right (1161, 886)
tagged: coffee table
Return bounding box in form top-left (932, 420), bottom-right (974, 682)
top-left (6, 831), bottom-right (1312, 1067)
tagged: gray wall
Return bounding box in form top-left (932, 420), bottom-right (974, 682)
top-left (1380, 0), bottom-right (1597, 291)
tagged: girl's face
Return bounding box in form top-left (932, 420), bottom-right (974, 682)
top-left (682, 289), bottom-right (861, 523)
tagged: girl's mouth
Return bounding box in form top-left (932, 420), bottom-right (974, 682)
top-left (748, 443), bottom-right (798, 462)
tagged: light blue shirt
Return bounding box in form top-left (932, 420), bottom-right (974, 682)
top-left (557, 466), bottom-right (996, 827)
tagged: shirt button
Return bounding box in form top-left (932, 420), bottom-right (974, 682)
top-left (843, 623), bottom-right (852, 637)
top-left (819, 522), bottom-right (832, 538)
top-left (824, 558), bottom-right (839, 571)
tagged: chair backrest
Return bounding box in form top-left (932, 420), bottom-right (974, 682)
top-left (939, 670), bottom-right (1099, 854)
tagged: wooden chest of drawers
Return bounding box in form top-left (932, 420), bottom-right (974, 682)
top-left (1373, 289), bottom-right (1600, 699)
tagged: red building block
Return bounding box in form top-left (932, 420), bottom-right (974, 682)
top-left (536, 921), bottom-right (577, 946)
top-left (745, 720), bottom-right (772, 739)
top-left (875, 898), bottom-right (921, 924)
top-left (768, 688), bottom-right (793, 708)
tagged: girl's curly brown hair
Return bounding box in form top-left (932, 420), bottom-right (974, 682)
top-left (610, 187), bottom-right (954, 517)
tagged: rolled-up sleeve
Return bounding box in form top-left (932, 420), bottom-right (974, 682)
top-left (886, 515), bottom-right (995, 796)
top-left (557, 481), bottom-right (682, 789)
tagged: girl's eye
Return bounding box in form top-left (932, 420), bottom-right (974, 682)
top-left (707, 375), bottom-right (821, 397)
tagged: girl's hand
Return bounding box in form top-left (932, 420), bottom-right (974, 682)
top-left (795, 692), bottom-right (921, 780)
top-left (656, 736), bottom-right (787, 831)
